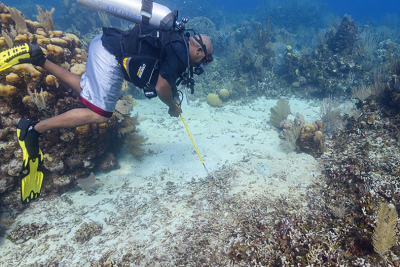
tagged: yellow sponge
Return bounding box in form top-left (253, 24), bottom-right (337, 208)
top-left (6, 73), bottom-right (20, 83)
top-left (70, 64), bottom-right (86, 76)
top-left (12, 64), bottom-right (42, 78)
top-left (0, 84), bottom-right (17, 97)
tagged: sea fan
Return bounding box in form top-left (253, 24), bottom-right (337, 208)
top-left (372, 202), bottom-right (398, 258)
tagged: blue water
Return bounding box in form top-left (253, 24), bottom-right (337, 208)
top-left (204, 0), bottom-right (399, 25)
top-left (1, 0), bottom-right (399, 26)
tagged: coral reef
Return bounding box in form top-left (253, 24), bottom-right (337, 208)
top-left (297, 120), bottom-right (325, 157)
top-left (327, 15), bottom-right (358, 54)
top-left (0, 6), bottom-right (131, 211)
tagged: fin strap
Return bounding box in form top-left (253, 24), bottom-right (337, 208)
top-left (17, 119), bottom-right (39, 141)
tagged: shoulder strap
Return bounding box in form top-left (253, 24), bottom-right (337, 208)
top-left (141, 0), bottom-right (153, 25)
top-left (160, 31), bottom-right (189, 68)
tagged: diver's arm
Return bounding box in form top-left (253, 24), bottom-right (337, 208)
top-left (156, 75), bottom-right (182, 117)
top-left (41, 59), bottom-right (82, 95)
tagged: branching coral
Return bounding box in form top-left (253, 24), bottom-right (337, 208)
top-left (122, 115), bottom-right (148, 161)
top-left (9, 7), bottom-right (27, 34)
top-left (26, 87), bottom-right (48, 112)
top-left (36, 5), bottom-right (55, 33)
top-left (372, 202), bottom-right (398, 259)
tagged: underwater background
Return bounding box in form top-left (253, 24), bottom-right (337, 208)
top-left (0, 0), bottom-right (400, 266)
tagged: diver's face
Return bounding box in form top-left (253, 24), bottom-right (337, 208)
top-left (189, 47), bottom-right (206, 67)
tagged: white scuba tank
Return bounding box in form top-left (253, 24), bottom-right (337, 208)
top-left (77, 0), bottom-right (176, 30)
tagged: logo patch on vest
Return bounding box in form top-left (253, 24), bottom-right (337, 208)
top-left (137, 63), bottom-right (146, 78)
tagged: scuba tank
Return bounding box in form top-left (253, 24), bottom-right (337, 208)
top-left (79, 0), bottom-right (204, 104)
top-left (77, 0), bottom-right (177, 30)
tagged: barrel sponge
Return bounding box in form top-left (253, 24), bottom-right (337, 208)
top-left (207, 93), bottom-right (222, 106)
top-left (6, 73), bottom-right (20, 83)
top-left (0, 84), bottom-right (17, 97)
top-left (12, 64), bottom-right (42, 78)
top-left (47, 44), bottom-right (64, 57)
top-left (218, 89), bottom-right (229, 100)
top-left (50, 38), bottom-right (68, 47)
top-left (70, 64), bottom-right (86, 76)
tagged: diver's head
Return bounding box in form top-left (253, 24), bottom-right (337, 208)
top-left (188, 34), bottom-right (213, 68)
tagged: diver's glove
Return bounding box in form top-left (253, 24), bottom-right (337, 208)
top-left (18, 44), bottom-right (46, 66)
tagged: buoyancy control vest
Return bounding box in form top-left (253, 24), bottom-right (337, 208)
top-left (101, 24), bottom-right (189, 98)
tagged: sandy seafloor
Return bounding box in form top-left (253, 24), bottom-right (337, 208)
top-left (0, 96), bottom-right (326, 266)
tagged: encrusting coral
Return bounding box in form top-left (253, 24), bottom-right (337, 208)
top-left (74, 221), bottom-right (102, 243)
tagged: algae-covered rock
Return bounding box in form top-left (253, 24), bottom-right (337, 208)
top-left (74, 221), bottom-right (102, 243)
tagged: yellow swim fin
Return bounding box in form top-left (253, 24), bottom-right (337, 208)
top-left (0, 43), bottom-right (30, 72)
top-left (17, 128), bottom-right (44, 204)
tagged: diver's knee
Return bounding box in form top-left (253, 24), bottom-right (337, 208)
top-left (92, 113), bottom-right (110, 124)
top-left (97, 115), bottom-right (110, 124)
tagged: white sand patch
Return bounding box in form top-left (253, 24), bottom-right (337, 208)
top-left (0, 96), bottom-right (325, 266)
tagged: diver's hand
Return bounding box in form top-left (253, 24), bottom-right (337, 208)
top-left (18, 44), bottom-right (46, 66)
top-left (168, 105), bottom-right (182, 117)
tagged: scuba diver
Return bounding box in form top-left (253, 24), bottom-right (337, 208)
top-left (8, 0), bottom-right (213, 203)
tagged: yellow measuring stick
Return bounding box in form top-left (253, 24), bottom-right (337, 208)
top-left (179, 114), bottom-right (209, 174)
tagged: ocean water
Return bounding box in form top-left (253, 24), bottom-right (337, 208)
top-left (0, 0), bottom-right (399, 265)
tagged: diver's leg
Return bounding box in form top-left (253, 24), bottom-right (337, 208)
top-left (33, 108), bottom-right (109, 133)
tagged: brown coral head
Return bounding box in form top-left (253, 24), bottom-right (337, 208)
top-left (22, 95), bottom-right (31, 105)
top-left (315, 120), bottom-right (323, 130)
top-left (313, 131), bottom-right (323, 142)
top-left (304, 124), bottom-right (315, 132)
top-left (312, 123), bottom-right (318, 132)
